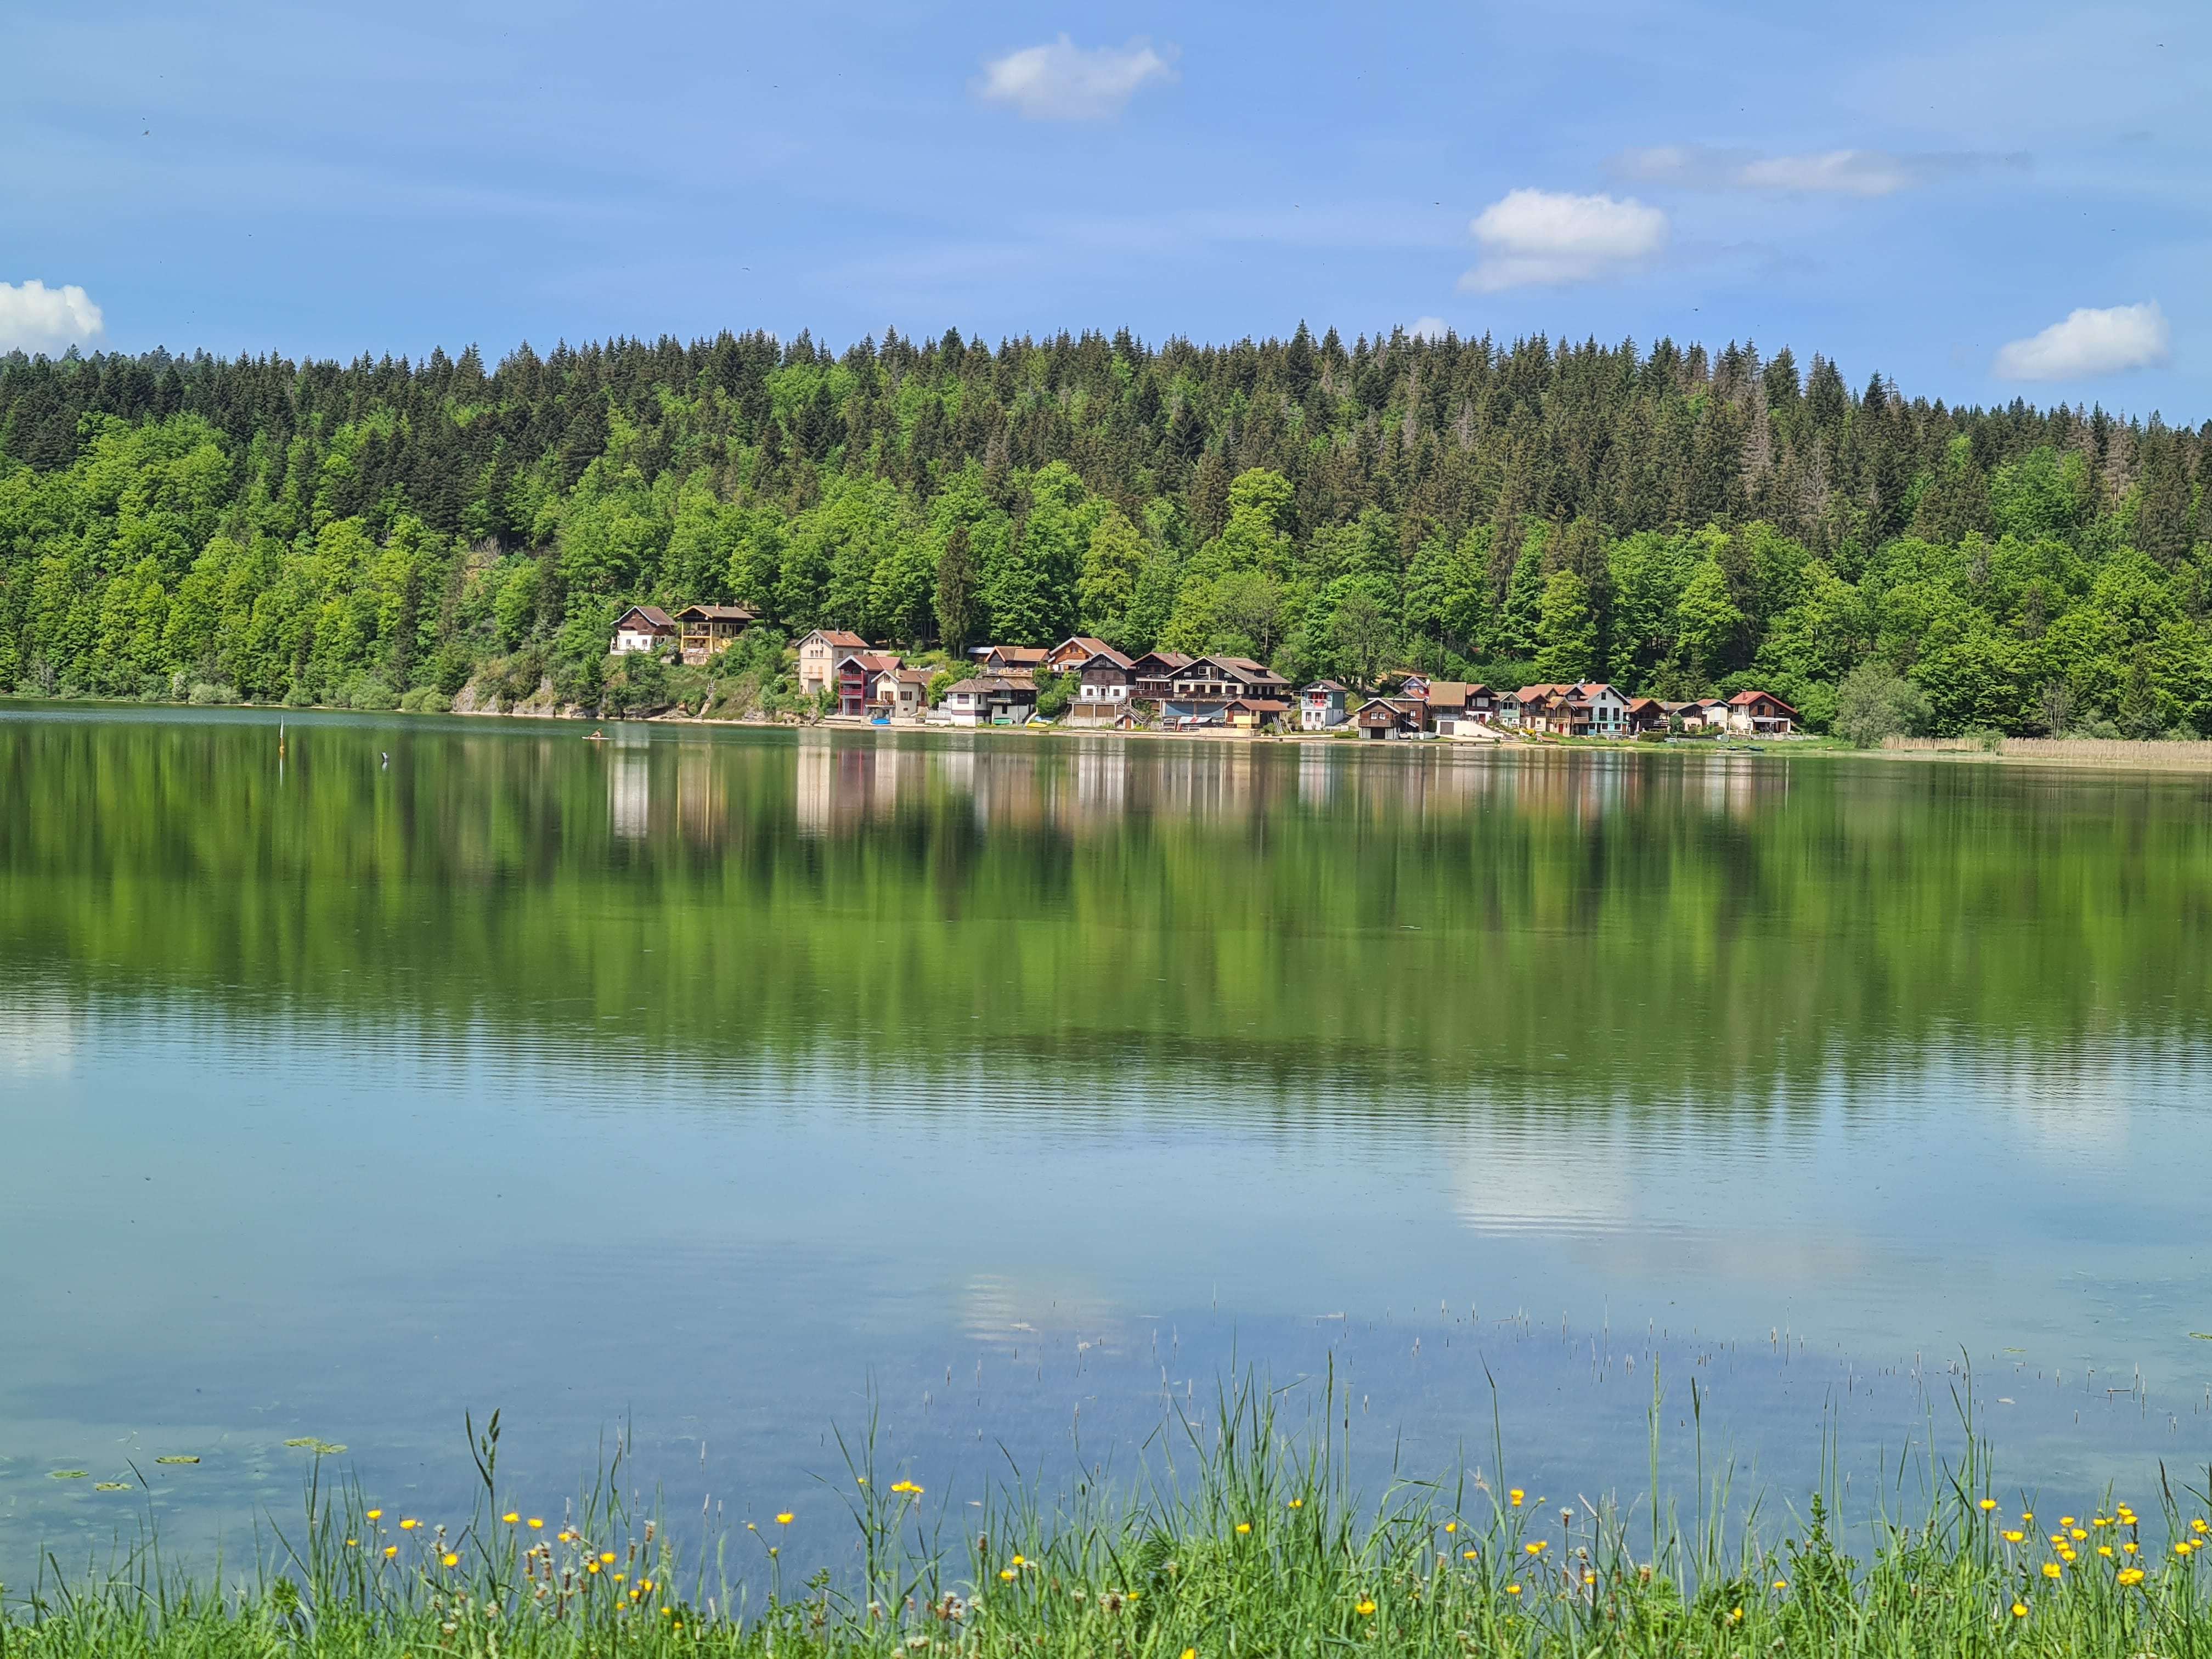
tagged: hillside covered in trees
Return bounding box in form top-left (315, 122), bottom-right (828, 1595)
top-left (2, 324), bottom-right (2208, 735)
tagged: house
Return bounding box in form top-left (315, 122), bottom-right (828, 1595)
top-left (1392, 672), bottom-right (1432, 701)
top-left (1163, 656), bottom-right (1294, 728)
top-left (1513, 681), bottom-right (1632, 738)
top-left (1493, 689), bottom-right (1525, 727)
top-left (874, 667), bottom-right (932, 723)
top-left (1045, 636), bottom-right (1117, 674)
top-left (1669, 698), bottom-right (1728, 731)
top-left (797, 629), bottom-right (871, 696)
top-left (1128, 651), bottom-right (1194, 702)
top-left (1724, 689), bottom-right (1799, 735)
top-left (1626, 696), bottom-right (1667, 734)
top-left (611, 605), bottom-right (676, 656)
top-left (1224, 698), bottom-right (1289, 731)
top-left (836, 651), bottom-right (902, 717)
top-left (1065, 647), bottom-right (1138, 723)
top-left (1300, 680), bottom-right (1348, 731)
top-left (1426, 681), bottom-right (1500, 736)
top-left (675, 603), bottom-right (758, 665)
top-left (1354, 697), bottom-right (1427, 740)
top-left (979, 644), bottom-right (1049, 676)
top-left (939, 676), bottom-right (1039, 727)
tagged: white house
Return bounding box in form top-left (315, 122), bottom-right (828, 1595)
top-left (1300, 681), bottom-right (1348, 730)
top-left (611, 605), bottom-right (676, 655)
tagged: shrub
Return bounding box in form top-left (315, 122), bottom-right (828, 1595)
top-left (1835, 663), bottom-right (1928, 748)
top-left (336, 673), bottom-right (400, 711)
top-left (186, 681), bottom-right (241, 706)
top-left (398, 687), bottom-right (452, 714)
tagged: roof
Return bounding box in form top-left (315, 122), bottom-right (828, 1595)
top-left (839, 652), bottom-right (902, 674)
top-left (1627, 696), bottom-right (1663, 712)
top-left (1131, 650), bottom-right (1194, 670)
top-left (616, 604), bottom-right (675, 629)
top-left (1053, 635), bottom-right (1115, 657)
top-left (1180, 654), bottom-right (1288, 682)
top-left (888, 668), bottom-right (933, 685)
top-left (1074, 645), bottom-right (1135, 669)
top-left (983, 644), bottom-right (1048, 665)
top-left (1224, 698), bottom-right (1290, 713)
top-left (1425, 680), bottom-right (1471, 707)
top-left (1728, 688), bottom-right (1801, 715)
top-left (676, 603), bottom-right (758, 623)
top-left (806, 629), bottom-right (870, 648)
top-left (1302, 679), bottom-right (1347, 693)
top-left (943, 676), bottom-right (1038, 697)
top-left (1515, 683), bottom-right (1577, 700)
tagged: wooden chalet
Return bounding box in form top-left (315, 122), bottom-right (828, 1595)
top-left (1127, 651), bottom-right (1194, 702)
top-left (675, 603), bottom-right (757, 665)
top-left (611, 605), bottom-right (676, 656)
top-left (1355, 697), bottom-right (1427, 739)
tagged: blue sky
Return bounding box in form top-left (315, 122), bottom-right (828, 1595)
top-left (3, 0), bottom-right (2206, 416)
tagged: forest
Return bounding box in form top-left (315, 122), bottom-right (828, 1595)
top-left (1, 323), bottom-right (2207, 735)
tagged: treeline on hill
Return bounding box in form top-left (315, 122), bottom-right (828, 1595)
top-left (1, 325), bottom-right (2209, 735)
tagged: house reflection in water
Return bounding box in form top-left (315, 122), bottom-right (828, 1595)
top-left (609, 730), bottom-right (652, 839)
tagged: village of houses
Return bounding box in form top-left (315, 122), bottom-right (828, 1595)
top-left (609, 603), bottom-right (1803, 742)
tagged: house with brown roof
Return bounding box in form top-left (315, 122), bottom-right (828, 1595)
top-left (1224, 697), bottom-right (1289, 731)
top-left (797, 629), bottom-right (872, 696)
top-left (1067, 645), bottom-right (1139, 723)
top-left (874, 666), bottom-right (933, 723)
top-left (979, 644), bottom-right (1049, 676)
top-left (1045, 636), bottom-right (1117, 674)
top-left (1355, 697), bottom-right (1427, 739)
top-left (1511, 681), bottom-right (1631, 737)
top-left (675, 603), bottom-right (758, 665)
top-left (1425, 681), bottom-right (1502, 735)
top-left (1626, 695), bottom-right (1667, 734)
top-left (1723, 689), bottom-right (1799, 735)
top-left (611, 605), bottom-right (676, 656)
top-left (1127, 651), bottom-right (1194, 702)
top-left (836, 651), bottom-right (902, 717)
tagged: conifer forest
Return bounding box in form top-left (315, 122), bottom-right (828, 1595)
top-left (2, 324), bottom-right (2207, 735)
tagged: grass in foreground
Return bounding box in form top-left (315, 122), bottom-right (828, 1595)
top-left (6, 1381), bottom-right (2211, 1657)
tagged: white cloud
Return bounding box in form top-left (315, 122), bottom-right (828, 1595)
top-left (1616, 145), bottom-right (2024, 196)
top-left (1408, 316), bottom-right (1450, 341)
top-left (1993, 301), bottom-right (2171, 381)
top-left (975, 35), bottom-right (1177, 120)
top-left (1459, 189), bottom-right (1667, 292)
top-left (0, 280), bottom-right (105, 354)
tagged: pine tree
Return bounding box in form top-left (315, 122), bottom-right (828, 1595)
top-left (933, 525), bottom-right (980, 656)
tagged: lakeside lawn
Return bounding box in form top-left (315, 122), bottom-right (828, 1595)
top-left (11, 1389), bottom-right (2211, 1658)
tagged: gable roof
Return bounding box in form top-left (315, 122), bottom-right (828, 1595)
top-left (1074, 645), bottom-right (1135, 669)
top-left (1728, 688), bottom-right (1801, 715)
top-left (1302, 679), bottom-right (1347, 693)
top-left (616, 604), bottom-right (675, 630)
top-left (839, 651), bottom-right (901, 674)
top-left (981, 644), bottom-right (1048, 665)
top-left (676, 602), bottom-right (758, 623)
top-left (1052, 635), bottom-right (1115, 658)
top-left (1177, 654), bottom-right (1288, 683)
top-left (804, 629), bottom-right (870, 648)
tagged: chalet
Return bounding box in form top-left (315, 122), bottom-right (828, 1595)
top-left (1045, 636), bottom-right (1117, 674)
top-left (1163, 656), bottom-right (1293, 727)
top-left (1355, 697), bottom-right (1426, 740)
top-left (1393, 673), bottom-right (1432, 701)
top-left (874, 667), bottom-right (932, 723)
top-left (1669, 698), bottom-right (1728, 731)
top-left (836, 651), bottom-right (902, 717)
top-left (1224, 698), bottom-right (1289, 731)
top-left (1626, 696), bottom-right (1667, 734)
top-left (1300, 680), bottom-right (1348, 731)
top-left (1493, 689), bottom-right (1525, 727)
top-left (611, 605), bottom-right (676, 656)
top-left (1723, 689), bottom-right (1799, 735)
top-left (798, 629), bottom-right (871, 696)
top-left (1575, 682), bottom-right (1632, 737)
top-left (979, 644), bottom-right (1049, 676)
top-left (939, 676), bottom-right (1039, 727)
top-left (1065, 647), bottom-right (1138, 723)
top-left (675, 603), bottom-right (757, 665)
top-left (1128, 651), bottom-right (1194, 701)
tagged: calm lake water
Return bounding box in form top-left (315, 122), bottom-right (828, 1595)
top-left (3, 706), bottom-right (2209, 1571)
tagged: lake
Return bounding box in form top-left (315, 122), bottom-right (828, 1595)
top-left (3, 706), bottom-right (2209, 1572)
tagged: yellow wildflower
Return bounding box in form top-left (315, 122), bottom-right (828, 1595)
top-left (1463, 1549), bottom-right (1478, 1561)
top-left (2042, 1563), bottom-right (2062, 1579)
top-left (1978, 1498), bottom-right (1997, 1511)
top-left (2011, 1602), bottom-right (2028, 1617)
top-left (400, 1519), bottom-right (419, 1531)
top-left (384, 1546), bottom-right (398, 1559)
top-left (1355, 1599), bottom-right (1376, 1616)
top-left (600, 1553), bottom-right (616, 1564)
top-left (503, 1511), bottom-right (519, 1524)
top-left (366, 1509), bottom-right (382, 1520)
top-left (1506, 1584), bottom-right (1522, 1596)
top-left (1508, 1489), bottom-right (1524, 1508)
top-left (1235, 1523), bottom-right (1251, 1535)
top-left (1000, 1568), bottom-right (1017, 1582)
top-left (2003, 1530), bottom-right (2025, 1544)
top-left (775, 1513), bottom-right (794, 1526)
top-left (528, 1518), bottom-right (544, 1530)
top-left (1525, 1541), bottom-right (1547, 1556)
top-left (1288, 1498), bottom-right (1304, 1509)
top-left (442, 1553), bottom-right (459, 1568)
top-left (1444, 1521), bottom-right (1457, 1533)
top-left (2119, 1568), bottom-right (2146, 1586)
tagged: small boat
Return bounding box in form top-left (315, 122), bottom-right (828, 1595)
top-left (583, 727), bottom-right (610, 742)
